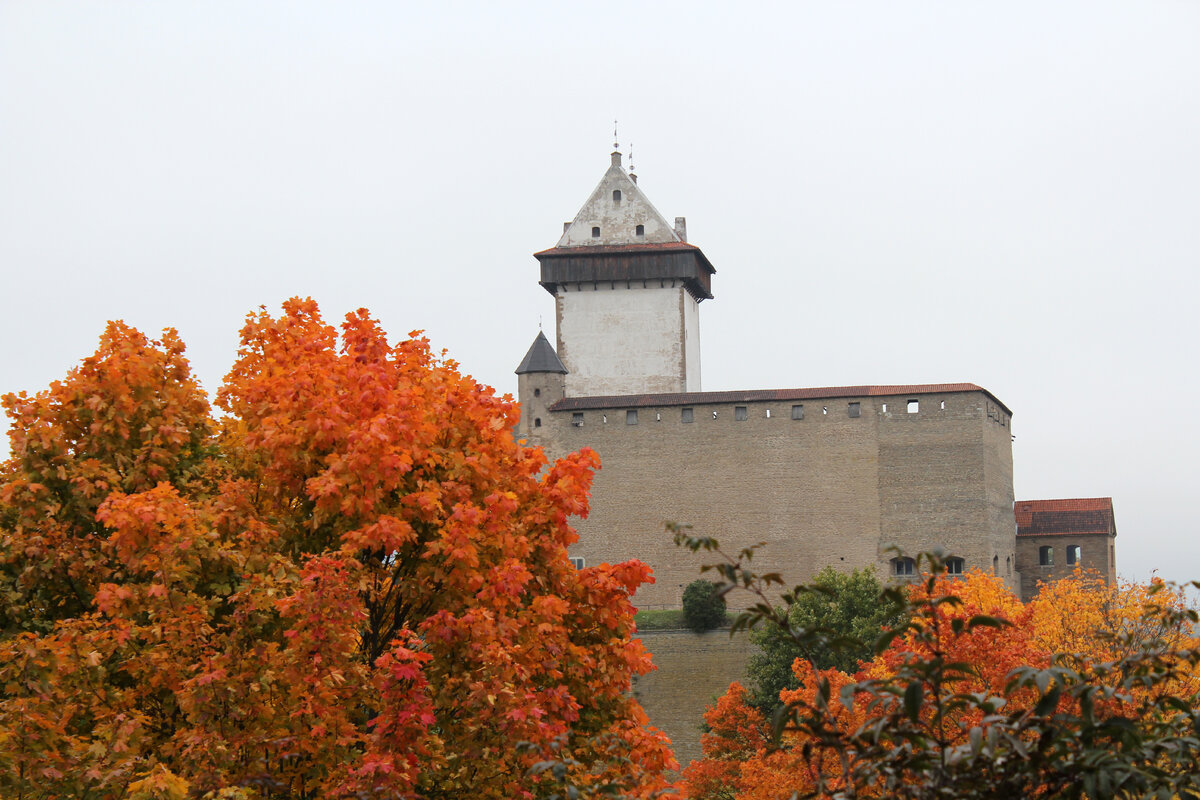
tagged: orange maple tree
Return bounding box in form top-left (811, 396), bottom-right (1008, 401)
top-left (0, 299), bottom-right (676, 799)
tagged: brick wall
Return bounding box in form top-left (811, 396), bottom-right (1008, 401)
top-left (632, 629), bottom-right (756, 768)
top-left (1015, 532), bottom-right (1116, 601)
top-left (531, 390), bottom-right (1018, 608)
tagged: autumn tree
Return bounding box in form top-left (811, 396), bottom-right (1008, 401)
top-left (676, 530), bottom-right (1200, 800)
top-left (0, 300), bottom-right (677, 799)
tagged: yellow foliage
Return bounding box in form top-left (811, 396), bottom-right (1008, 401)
top-left (127, 766), bottom-right (190, 800)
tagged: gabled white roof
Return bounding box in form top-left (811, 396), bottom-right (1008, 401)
top-left (556, 152), bottom-right (682, 248)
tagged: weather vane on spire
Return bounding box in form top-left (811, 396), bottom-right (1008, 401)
top-left (613, 119), bottom-right (619, 151)
top-left (629, 141), bottom-right (636, 174)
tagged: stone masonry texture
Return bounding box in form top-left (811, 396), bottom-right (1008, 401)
top-left (528, 390), bottom-right (1018, 609)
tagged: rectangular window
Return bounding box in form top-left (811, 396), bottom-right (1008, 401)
top-left (626, 409), bottom-right (638, 425)
top-left (907, 399), bottom-right (919, 414)
top-left (791, 404), bottom-right (804, 420)
top-left (848, 402), bottom-right (861, 418)
top-left (569, 556), bottom-right (585, 569)
top-left (681, 407), bottom-right (694, 423)
top-left (571, 412), bottom-right (584, 427)
top-left (735, 406), bottom-right (748, 421)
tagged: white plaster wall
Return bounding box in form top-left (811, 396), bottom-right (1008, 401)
top-left (557, 164), bottom-right (680, 247)
top-left (558, 285), bottom-right (699, 396)
top-left (682, 292), bottom-right (701, 392)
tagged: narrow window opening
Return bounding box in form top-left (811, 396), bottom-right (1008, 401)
top-left (712, 410), bottom-right (718, 419)
top-left (571, 412), bottom-right (584, 427)
top-left (822, 406), bottom-right (828, 415)
top-left (881, 403), bottom-right (888, 413)
top-left (946, 557), bottom-right (964, 575)
top-left (681, 408), bottom-right (694, 423)
top-left (591, 226), bottom-right (601, 238)
top-left (907, 399), bottom-right (919, 414)
top-left (1006, 556), bottom-right (1012, 575)
top-left (940, 400), bottom-right (946, 410)
top-left (848, 402), bottom-right (861, 418)
top-left (612, 189), bottom-right (622, 204)
top-left (1066, 545), bottom-right (1081, 565)
top-left (735, 406), bottom-right (748, 421)
top-left (1039, 546), bottom-right (1053, 566)
top-left (992, 555), bottom-right (999, 575)
top-left (791, 405), bottom-right (804, 420)
top-left (534, 418), bottom-right (541, 428)
top-left (635, 224), bottom-right (645, 237)
top-left (602, 414), bottom-right (607, 424)
top-left (765, 408), bottom-right (771, 418)
top-left (626, 410), bottom-right (638, 425)
top-left (892, 557), bottom-right (916, 576)
top-left (533, 388), bottom-right (541, 398)
top-left (655, 412), bottom-right (661, 422)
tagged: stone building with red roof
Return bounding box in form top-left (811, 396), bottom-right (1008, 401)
top-left (1015, 498), bottom-right (1117, 601)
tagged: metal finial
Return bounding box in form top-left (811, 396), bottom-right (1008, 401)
top-left (613, 119), bottom-right (619, 150)
top-left (629, 141), bottom-right (635, 173)
top-left (539, 314), bottom-right (543, 330)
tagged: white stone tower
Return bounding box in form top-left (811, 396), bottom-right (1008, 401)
top-left (533, 150), bottom-right (716, 397)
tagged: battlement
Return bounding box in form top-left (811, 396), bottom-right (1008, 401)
top-left (549, 383), bottom-right (1011, 418)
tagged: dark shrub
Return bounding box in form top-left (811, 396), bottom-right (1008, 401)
top-left (681, 579), bottom-right (726, 632)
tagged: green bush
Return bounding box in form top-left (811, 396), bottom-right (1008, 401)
top-left (681, 579), bottom-right (726, 632)
top-left (746, 565), bottom-right (905, 713)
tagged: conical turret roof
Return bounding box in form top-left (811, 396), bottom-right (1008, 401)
top-left (515, 331), bottom-right (568, 374)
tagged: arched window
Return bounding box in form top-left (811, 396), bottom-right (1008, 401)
top-left (992, 555), bottom-right (999, 575)
top-left (1039, 546), bottom-right (1053, 566)
top-left (1066, 545), bottom-right (1081, 565)
top-left (1006, 556), bottom-right (1011, 575)
top-left (534, 418), bottom-right (541, 428)
top-left (591, 226), bottom-right (601, 238)
top-left (612, 189), bottom-right (622, 204)
top-left (946, 557), bottom-right (964, 575)
top-left (891, 557), bottom-right (915, 576)
top-left (635, 224), bottom-right (645, 237)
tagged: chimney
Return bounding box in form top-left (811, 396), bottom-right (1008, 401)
top-left (611, 151), bottom-right (622, 167)
top-left (563, 222), bottom-right (571, 234)
top-left (674, 216), bottom-right (687, 242)
top-left (630, 172), bottom-right (638, 184)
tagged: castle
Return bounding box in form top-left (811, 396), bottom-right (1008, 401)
top-left (516, 148), bottom-right (1116, 606)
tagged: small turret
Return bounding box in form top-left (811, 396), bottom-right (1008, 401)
top-left (515, 331), bottom-right (567, 440)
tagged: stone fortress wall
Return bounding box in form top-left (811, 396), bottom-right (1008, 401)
top-left (522, 382), bottom-right (1019, 609)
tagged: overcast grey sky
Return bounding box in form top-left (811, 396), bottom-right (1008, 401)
top-left (2, 2), bottom-right (1197, 583)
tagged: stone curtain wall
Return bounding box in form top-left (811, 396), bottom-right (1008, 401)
top-left (632, 629), bottom-right (756, 768)
top-left (536, 391), bottom-right (1018, 609)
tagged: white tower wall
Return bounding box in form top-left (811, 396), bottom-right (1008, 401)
top-left (557, 284), bottom-right (701, 397)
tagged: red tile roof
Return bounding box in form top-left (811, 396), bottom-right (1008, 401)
top-left (550, 383), bottom-right (1012, 415)
top-left (1015, 498), bottom-right (1116, 538)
